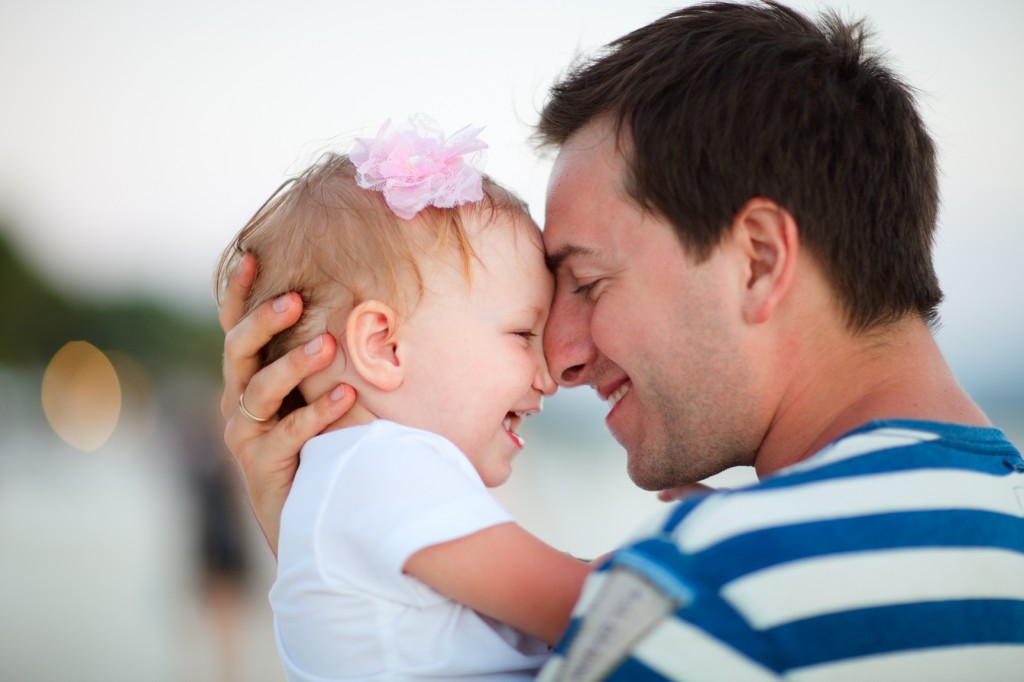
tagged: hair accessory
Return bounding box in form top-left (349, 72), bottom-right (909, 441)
top-left (350, 114), bottom-right (487, 220)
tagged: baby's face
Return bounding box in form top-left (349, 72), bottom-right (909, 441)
top-left (397, 211), bottom-right (556, 487)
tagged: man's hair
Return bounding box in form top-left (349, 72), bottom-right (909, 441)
top-left (535, 0), bottom-right (942, 331)
top-left (214, 153), bottom-right (531, 416)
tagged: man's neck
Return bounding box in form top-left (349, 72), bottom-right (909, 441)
top-left (754, 316), bottom-right (990, 478)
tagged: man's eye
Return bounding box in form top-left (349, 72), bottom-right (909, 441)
top-left (573, 281), bottom-right (600, 298)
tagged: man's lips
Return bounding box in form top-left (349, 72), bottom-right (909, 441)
top-left (599, 380), bottom-right (632, 411)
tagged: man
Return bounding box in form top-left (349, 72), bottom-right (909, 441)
top-left (220, 1), bottom-right (1024, 678)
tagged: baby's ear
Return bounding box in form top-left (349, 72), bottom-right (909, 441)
top-left (345, 300), bottom-right (404, 392)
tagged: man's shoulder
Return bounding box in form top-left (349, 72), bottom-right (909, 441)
top-left (663, 419), bottom-right (1020, 550)
top-left (541, 421), bottom-right (1024, 681)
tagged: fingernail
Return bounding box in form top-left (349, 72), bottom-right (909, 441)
top-left (304, 336), bottom-right (324, 355)
top-left (273, 295), bottom-right (291, 313)
top-left (330, 385), bottom-right (345, 401)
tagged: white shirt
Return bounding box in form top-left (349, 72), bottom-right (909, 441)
top-left (270, 420), bottom-right (550, 681)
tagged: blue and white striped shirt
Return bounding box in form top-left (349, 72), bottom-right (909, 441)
top-left (540, 420), bottom-right (1024, 681)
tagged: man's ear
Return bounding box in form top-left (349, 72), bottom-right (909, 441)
top-left (345, 300), bottom-right (404, 392)
top-left (732, 197), bottom-right (799, 325)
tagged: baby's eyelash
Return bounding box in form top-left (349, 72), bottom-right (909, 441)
top-left (514, 330), bottom-right (537, 338)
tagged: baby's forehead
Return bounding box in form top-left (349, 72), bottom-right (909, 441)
top-left (468, 212), bottom-right (545, 262)
top-left (470, 204), bottom-right (543, 243)
top-left (398, 204), bottom-right (548, 303)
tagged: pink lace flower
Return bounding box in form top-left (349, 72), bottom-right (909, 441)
top-left (350, 114), bottom-right (487, 220)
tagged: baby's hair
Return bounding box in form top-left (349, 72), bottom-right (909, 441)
top-left (214, 152), bottom-right (533, 417)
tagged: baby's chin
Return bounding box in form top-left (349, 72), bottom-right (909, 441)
top-left (476, 460), bottom-right (514, 489)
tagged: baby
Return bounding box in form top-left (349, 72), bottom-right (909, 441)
top-left (215, 116), bottom-right (590, 681)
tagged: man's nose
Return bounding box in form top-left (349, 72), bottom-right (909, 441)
top-left (543, 296), bottom-right (595, 387)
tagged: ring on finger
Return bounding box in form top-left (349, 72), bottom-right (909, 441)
top-left (238, 393), bottom-right (271, 423)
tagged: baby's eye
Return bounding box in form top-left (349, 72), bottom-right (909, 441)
top-left (513, 330), bottom-right (537, 339)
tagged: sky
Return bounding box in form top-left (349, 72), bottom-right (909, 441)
top-left (0, 0), bottom-right (1022, 399)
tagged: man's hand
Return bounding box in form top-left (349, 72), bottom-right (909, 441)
top-left (219, 253), bottom-right (355, 554)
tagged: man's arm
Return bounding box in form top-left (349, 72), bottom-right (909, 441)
top-left (218, 252), bottom-right (355, 554)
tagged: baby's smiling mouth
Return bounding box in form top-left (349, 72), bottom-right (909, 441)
top-left (503, 411), bottom-right (527, 447)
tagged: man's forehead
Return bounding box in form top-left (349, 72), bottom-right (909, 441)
top-left (545, 118), bottom-right (623, 195)
top-left (540, 119), bottom-right (634, 272)
top-left (543, 242), bottom-right (594, 273)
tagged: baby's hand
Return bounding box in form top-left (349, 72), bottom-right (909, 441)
top-left (656, 483), bottom-right (716, 503)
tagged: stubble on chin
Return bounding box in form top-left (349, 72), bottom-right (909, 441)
top-left (625, 428), bottom-right (751, 492)
top-left (623, 427), bottom-right (703, 491)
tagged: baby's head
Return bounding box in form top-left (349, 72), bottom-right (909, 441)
top-left (216, 120), bottom-right (554, 486)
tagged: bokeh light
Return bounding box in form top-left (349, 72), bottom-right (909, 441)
top-left (41, 341), bottom-right (122, 452)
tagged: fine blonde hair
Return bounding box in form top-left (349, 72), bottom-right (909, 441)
top-left (214, 152), bottom-right (534, 416)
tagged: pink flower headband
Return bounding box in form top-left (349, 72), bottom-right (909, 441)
top-left (350, 114), bottom-right (487, 220)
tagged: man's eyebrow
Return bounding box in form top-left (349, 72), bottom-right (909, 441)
top-left (545, 244), bottom-right (594, 272)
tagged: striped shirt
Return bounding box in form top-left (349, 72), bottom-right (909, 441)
top-left (540, 420), bottom-right (1024, 681)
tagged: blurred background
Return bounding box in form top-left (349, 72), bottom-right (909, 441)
top-left (1, 1), bottom-right (1021, 680)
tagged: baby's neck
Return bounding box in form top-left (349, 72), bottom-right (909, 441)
top-left (319, 400), bottom-right (380, 435)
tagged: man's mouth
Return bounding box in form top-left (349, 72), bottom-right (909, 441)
top-left (606, 381), bottom-right (632, 410)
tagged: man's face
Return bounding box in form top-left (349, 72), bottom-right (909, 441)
top-left (542, 120), bottom-right (759, 489)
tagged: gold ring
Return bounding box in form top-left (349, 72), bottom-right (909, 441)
top-left (238, 393), bottom-right (271, 423)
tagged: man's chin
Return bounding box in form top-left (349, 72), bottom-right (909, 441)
top-left (626, 445), bottom-right (713, 492)
top-left (625, 451), bottom-right (674, 492)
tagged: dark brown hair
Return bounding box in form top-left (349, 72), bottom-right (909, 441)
top-left (536, 0), bottom-right (942, 331)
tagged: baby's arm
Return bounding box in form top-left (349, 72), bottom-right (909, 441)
top-left (404, 522), bottom-right (591, 646)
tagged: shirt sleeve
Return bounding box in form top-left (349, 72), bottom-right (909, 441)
top-left (541, 496), bottom-right (783, 682)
